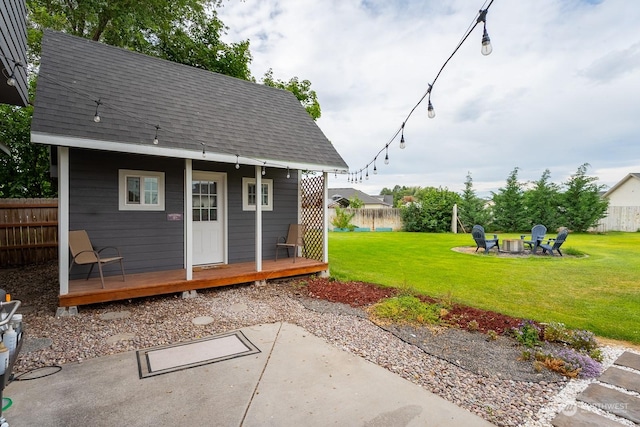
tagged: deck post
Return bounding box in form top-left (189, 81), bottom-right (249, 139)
top-left (58, 147), bottom-right (69, 296)
top-left (323, 171), bottom-right (329, 263)
top-left (185, 159), bottom-right (193, 280)
top-left (255, 165), bottom-right (262, 272)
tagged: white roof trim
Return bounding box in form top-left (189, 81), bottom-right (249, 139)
top-left (31, 131), bottom-right (349, 173)
top-left (603, 173), bottom-right (640, 198)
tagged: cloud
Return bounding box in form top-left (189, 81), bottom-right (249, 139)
top-left (218, 0), bottom-right (640, 196)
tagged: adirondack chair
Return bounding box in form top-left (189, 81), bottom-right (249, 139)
top-left (539, 228), bottom-right (569, 256)
top-left (471, 225), bottom-right (500, 254)
top-left (520, 224), bottom-right (547, 254)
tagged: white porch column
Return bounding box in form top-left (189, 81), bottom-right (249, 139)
top-left (323, 171), bottom-right (329, 263)
top-left (255, 165), bottom-right (262, 272)
top-left (185, 159), bottom-right (193, 280)
top-left (58, 147), bottom-right (69, 295)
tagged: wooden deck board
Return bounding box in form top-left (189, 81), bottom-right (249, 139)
top-left (60, 258), bottom-right (327, 307)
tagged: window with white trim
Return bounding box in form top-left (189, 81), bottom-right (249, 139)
top-left (242, 177), bottom-right (273, 211)
top-left (118, 169), bottom-right (165, 211)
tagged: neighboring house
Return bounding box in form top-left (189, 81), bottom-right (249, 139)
top-left (31, 30), bottom-right (348, 309)
top-left (602, 173), bottom-right (640, 206)
top-left (328, 188), bottom-right (392, 209)
top-left (0, 0), bottom-right (28, 107)
top-left (596, 173), bottom-right (640, 232)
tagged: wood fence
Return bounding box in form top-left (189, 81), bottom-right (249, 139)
top-left (0, 198), bottom-right (58, 267)
top-left (592, 206), bottom-right (640, 233)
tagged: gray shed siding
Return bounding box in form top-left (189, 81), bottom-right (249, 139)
top-left (69, 149), bottom-right (184, 278)
top-left (69, 151), bottom-right (300, 279)
top-left (192, 161), bottom-right (299, 263)
top-left (0, 0), bottom-right (28, 106)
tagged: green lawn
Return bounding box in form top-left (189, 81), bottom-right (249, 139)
top-left (327, 231), bottom-right (640, 344)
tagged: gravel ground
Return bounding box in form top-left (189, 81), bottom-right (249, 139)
top-left (0, 262), bottom-right (635, 426)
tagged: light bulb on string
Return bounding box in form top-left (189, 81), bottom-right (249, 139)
top-left (384, 146), bottom-right (389, 165)
top-left (477, 9), bottom-right (492, 56)
top-left (153, 125), bottom-right (160, 145)
top-left (427, 100), bottom-right (436, 119)
top-left (6, 61), bottom-right (21, 87)
top-left (366, 167), bottom-right (369, 180)
top-left (400, 122), bottom-right (406, 149)
top-left (201, 143), bottom-right (206, 158)
top-left (373, 158), bottom-right (378, 175)
top-left (235, 155), bottom-right (240, 169)
top-left (359, 171), bottom-right (363, 183)
top-left (286, 167), bottom-right (291, 179)
top-left (481, 28), bottom-right (492, 56)
top-left (262, 164), bottom-right (266, 176)
top-left (93, 99), bottom-right (102, 123)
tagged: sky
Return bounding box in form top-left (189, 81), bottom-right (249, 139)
top-left (216, 0), bottom-right (640, 197)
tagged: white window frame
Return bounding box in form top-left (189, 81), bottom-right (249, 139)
top-left (242, 177), bottom-right (273, 211)
top-left (118, 169), bottom-right (165, 211)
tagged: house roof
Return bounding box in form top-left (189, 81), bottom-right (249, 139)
top-left (603, 173), bottom-right (640, 198)
top-left (328, 188), bottom-right (392, 207)
top-left (31, 30), bottom-right (348, 172)
top-left (0, 0), bottom-right (29, 106)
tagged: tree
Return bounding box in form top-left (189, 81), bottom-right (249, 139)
top-left (491, 167), bottom-right (529, 232)
top-left (380, 185), bottom-right (421, 207)
top-left (561, 163), bottom-right (609, 232)
top-left (523, 169), bottom-right (562, 231)
top-left (331, 207), bottom-right (356, 231)
top-left (348, 195), bottom-right (364, 209)
top-left (458, 172), bottom-right (489, 232)
top-left (400, 187), bottom-right (460, 232)
top-left (0, 102), bottom-right (54, 198)
top-left (262, 69), bottom-right (321, 121)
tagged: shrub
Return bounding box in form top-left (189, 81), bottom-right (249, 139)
top-left (543, 322), bottom-right (571, 343)
top-left (568, 329), bottom-right (599, 353)
top-left (512, 320), bottom-right (542, 348)
top-left (555, 348), bottom-right (603, 379)
top-left (467, 320), bottom-right (479, 332)
top-left (371, 295), bottom-right (441, 325)
top-left (331, 207), bottom-right (356, 231)
top-left (486, 330), bottom-right (498, 341)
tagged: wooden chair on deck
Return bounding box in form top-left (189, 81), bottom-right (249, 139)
top-left (275, 224), bottom-right (306, 263)
top-left (69, 230), bottom-right (125, 288)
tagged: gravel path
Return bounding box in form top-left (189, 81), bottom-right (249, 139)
top-left (1, 262), bottom-right (635, 426)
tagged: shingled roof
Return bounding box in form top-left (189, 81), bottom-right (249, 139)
top-left (31, 30), bottom-right (348, 172)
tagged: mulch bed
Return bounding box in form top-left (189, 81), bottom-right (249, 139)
top-left (304, 277), bottom-right (524, 334)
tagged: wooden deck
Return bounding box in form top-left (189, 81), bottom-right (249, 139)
top-left (61, 258), bottom-right (328, 307)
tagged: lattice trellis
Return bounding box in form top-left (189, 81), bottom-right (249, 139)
top-left (300, 175), bottom-right (325, 261)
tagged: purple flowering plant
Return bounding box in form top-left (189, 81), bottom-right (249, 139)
top-left (555, 348), bottom-right (603, 379)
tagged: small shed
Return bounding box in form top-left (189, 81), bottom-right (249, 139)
top-left (31, 30), bottom-right (349, 309)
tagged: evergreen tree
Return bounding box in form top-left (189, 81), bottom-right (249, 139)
top-left (561, 163), bottom-right (609, 232)
top-left (491, 167), bottom-right (529, 232)
top-left (523, 169), bottom-right (562, 231)
top-left (458, 172), bottom-right (489, 232)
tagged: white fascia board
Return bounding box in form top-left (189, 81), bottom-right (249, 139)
top-left (31, 132), bottom-right (349, 173)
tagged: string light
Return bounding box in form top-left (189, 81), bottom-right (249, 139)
top-left (478, 9), bottom-right (493, 56)
top-left (287, 167), bottom-right (291, 179)
top-left (345, 1), bottom-right (494, 180)
top-left (365, 166), bottom-right (369, 180)
top-left (5, 60), bottom-right (21, 87)
top-left (93, 99), bottom-right (102, 123)
top-left (373, 158), bottom-right (378, 175)
top-left (153, 125), bottom-right (160, 145)
top-left (235, 155), bottom-right (240, 169)
top-left (201, 142), bottom-right (206, 158)
top-left (262, 164), bottom-right (266, 176)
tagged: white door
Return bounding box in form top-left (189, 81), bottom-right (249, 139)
top-left (192, 172), bottom-right (225, 265)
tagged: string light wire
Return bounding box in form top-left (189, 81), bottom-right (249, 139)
top-left (346, 0), bottom-right (495, 181)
